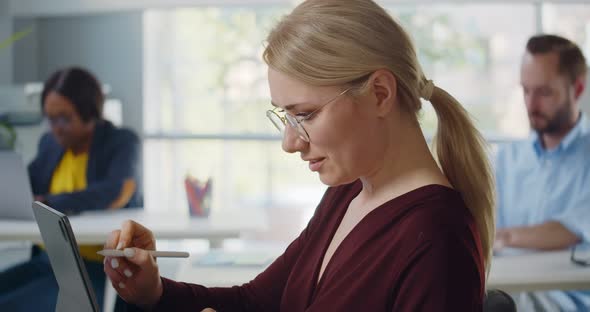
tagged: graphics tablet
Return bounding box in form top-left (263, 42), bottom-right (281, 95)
top-left (32, 201), bottom-right (99, 312)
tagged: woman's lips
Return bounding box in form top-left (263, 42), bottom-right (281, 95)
top-left (308, 158), bottom-right (325, 171)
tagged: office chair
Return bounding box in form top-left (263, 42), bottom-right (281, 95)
top-left (484, 289), bottom-right (517, 312)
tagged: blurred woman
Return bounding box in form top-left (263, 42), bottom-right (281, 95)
top-left (0, 67), bottom-right (141, 311)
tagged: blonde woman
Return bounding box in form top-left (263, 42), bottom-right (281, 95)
top-left (104, 0), bottom-right (494, 310)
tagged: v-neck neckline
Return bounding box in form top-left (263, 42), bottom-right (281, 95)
top-left (313, 182), bottom-right (362, 290)
top-left (308, 181), bottom-right (456, 304)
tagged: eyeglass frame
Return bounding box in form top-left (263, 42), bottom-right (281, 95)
top-left (46, 115), bottom-right (73, 128)
top-left (266, 86), bottom-right (353, 142)
top-left (571, 244), bottom-right (589, 267)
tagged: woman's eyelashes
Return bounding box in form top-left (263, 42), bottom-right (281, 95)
top-left (295, 111), bottom-right (312, 119)
top-left (282, 108), bottom-right (313, 120)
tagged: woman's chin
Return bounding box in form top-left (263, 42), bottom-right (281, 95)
top-left (318, 172), bottom-right (355, 187)
top-left (318, 172), bottom-right (335, 186)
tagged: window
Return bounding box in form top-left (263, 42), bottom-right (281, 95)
top-left (389, 4), bottom-right (535, 138)
top-left (142, 2), bottom-right (585, 234)
top-left (143, 7), bottom-right (326, 228)
top-left (542, 4), bottom-right (590, 60)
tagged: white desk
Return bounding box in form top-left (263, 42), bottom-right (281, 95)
top-left (175, 243), bottom-right (284, 287)
top-left (0, 208), bottom-right (268, 247)
top-left (488, 250), bottom-right (590, 292)
top-left (0, 208), bottom-right (268, 312)
top-left (176, 247), bottom-right (590, 292)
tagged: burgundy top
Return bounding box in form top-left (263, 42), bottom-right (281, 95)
top-left (152, 181), bottom-right (485, 311)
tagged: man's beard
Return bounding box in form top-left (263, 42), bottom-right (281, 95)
top-left (529, 99), bottom-right (575, 135)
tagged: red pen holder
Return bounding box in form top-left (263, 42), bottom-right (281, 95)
top-left (184, 176), bottom-right (212, 217)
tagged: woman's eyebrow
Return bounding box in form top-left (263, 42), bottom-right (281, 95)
top-left (270, 101), bottom-right (311, 111)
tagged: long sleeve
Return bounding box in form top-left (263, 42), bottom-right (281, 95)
top-left (45, 130), bottom-right (141, 214)
top-left (154, 214), bottom-right (318, 311)
top-left (143, 189), bottom-right (332, 312)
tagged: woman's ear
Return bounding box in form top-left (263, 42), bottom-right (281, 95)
top-left (368, 69), bottom-right (397, 117)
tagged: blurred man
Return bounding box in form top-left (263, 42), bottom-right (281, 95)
top-left (495, 34), bottom-right (590, 311)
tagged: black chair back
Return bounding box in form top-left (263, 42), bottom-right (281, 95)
top-left (484, 289), bottom-right (517, 312)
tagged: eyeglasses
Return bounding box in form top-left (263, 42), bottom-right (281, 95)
top-left (266, 87), bottom-right (352, 142)
top-left (47, 115), bottom-right (72, 128)
top-left (571, 244), bottom-right (590, 267)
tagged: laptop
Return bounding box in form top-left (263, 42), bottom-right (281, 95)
top-left (32, 201), bottom-right (99, 312)
top-left (0, 151), bottom-right (35, 219)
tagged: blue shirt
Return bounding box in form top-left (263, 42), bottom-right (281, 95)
top-left (495, 113), bottom-right (590, 311)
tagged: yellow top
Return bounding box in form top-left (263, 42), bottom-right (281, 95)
top-left (50, 149), bottom-right (88, 194)
top-left (49, 150), bottom-right (102, 262)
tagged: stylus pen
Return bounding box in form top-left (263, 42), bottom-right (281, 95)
top-left (97, 249), bottom-right (190, 258)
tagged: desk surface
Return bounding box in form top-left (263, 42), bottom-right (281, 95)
top-left (176, 244), bottom-right (284, 287)
top-left (176, 248), bottom-right (590, 292)
top-left (488, 250), bottom-right (590, 292)
top-left (0, 208), bottom-right (268, 244)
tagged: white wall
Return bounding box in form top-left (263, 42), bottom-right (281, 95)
top-left (13, 13), bottom-right (144, 135)
top-left (12, 18), bottom-right (38, 83)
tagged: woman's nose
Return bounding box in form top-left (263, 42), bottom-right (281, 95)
top-left (281, 124), bottom-right (306, 153)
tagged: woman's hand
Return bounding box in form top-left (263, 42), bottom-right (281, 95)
top-left (103, 220), bottom-right (163, 309)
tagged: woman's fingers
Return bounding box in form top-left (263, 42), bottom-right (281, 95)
top-left (104, 230), bottom-right (121, 250)
top-left (116, 220), bottom-right (137, 249)
top-left (104, 256), bottom-right (127, 288)
top-left (117, 220), bottom-right (156, 250)
top-left (104, 256), bottom-right (145, 303)
top-left (103, 248), bottom-right (157, 286)
top-left (102, 221), bottom-right (161, 306)
top-left (109, 256), bottom-right (139, 279)
top-left (103, 249), bottom-right (158, 288)
top-left (105, 254), bottom-right (162, 307)
top-left (122, 247), bottom-right (157, 267)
